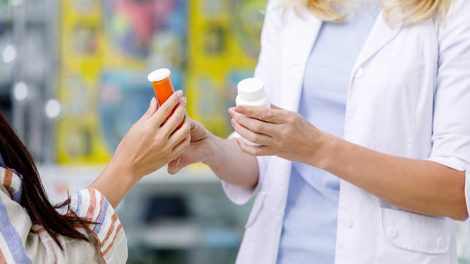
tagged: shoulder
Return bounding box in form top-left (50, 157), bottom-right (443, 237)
top-left (440, 0), bottom-right (470, 27)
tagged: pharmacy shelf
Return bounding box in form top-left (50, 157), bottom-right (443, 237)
top-left (126, 223), bottom-right (241, 250)
top-left (38, 164), bottom-right (219, 188)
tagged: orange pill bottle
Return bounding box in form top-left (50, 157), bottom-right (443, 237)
top-left (147, 68), bottom-right (175, 107)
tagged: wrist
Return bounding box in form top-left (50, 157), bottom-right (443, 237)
top-left (308, 132), bottom-right (339, 170)
top-left (106, 157), bottom-right (140, 184)
top-left (202, 133), bottom-right (221, 167)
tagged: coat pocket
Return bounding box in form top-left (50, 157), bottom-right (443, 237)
top-left (378, 207), bottom-right (454, 264)
top-left (245, 192), bottom-right (268, 228)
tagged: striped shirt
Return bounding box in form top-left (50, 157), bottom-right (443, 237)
top-left (0, 167), bottom-right (127, 263)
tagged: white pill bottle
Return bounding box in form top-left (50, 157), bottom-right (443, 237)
top-left (233, 78), bottom-right (270, 146)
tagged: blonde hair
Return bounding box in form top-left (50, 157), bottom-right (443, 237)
top-left (296, 0), bottom-right (452, 24)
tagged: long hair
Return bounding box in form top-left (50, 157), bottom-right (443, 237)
top-left (292, 0), bottom-right (452, 24)
top-left (0, 113), bottom-right (92, 249)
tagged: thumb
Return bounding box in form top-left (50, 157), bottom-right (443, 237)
top-left (143, 97), bottom-right (157, 120)
top-left (168, 157), bottom-right (182, 175)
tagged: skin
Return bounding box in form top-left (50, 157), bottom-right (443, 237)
top-left (90, 91), bottom-right (191, 208)
top-left (168, 105), bottom-right (468, 221)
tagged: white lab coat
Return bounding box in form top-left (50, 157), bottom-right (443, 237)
top-left (222, 0), bottom-right (470, 263)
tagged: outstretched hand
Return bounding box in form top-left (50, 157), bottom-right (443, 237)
top-left (92, 92), bottom-right (191, 207)
top-left (167, 119), bottom-right (215, 175)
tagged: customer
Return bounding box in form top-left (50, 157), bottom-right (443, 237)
top-left (0, 91), bottom-right (190, 263)
top-left (169, 0), bottom-right (470, 263)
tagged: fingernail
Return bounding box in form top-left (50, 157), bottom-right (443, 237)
top-left (183, 97), bottom-right (187, 105)
top-left (176, 90), bottom-right (183, 97)
top-left (149, 97), bottom-right (156, 109)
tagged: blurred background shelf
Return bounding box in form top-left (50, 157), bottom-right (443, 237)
top-left (39, 164), bottom-right (220, 189)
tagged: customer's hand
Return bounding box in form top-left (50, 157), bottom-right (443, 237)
top-left (91, 91), bottom-right (191, 207)
top-left (112, 91), bottom-right (191, 180)
top-left (229, 105), bottom-right (327, 165)
top-left (167, 119), bottom-right (216, 175)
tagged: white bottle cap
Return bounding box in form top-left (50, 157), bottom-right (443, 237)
top-left (148, 68), bottom-right (171, 82)
top-left (237, 78), bottom-right (266, 102)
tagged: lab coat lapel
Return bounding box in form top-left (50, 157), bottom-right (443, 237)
top-left (280, 6), bottom-right (322, 113)
top-left (352, 12), bottom-right (402, 74)
top-left (268, 10), bottom-right (322, 262)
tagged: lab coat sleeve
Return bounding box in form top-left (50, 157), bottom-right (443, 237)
top-left (221, 0), bottom-right (283, 205)
top-left (428, 0), bottom-right (470, 172)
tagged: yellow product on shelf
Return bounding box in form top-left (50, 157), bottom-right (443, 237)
top-left (57, 0), bottom-right (109, 164)
top-left (187, 0), bottom-right (267, 136)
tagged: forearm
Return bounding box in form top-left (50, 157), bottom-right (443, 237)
top-left (204, 134), bottom-right (259, 190)
top-left (89, 163), bottom-right (138, 208)
top-left (312, 134), bottom-right (468, 220)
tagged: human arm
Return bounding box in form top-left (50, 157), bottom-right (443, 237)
top-left (167, 120), bottom-right (259, 191)
top-left (230, 100), bottom-right (467, 220)
top-left (2, 92), bottom-right (191, 263)
top-left (0, 169), bottom-right (125, 263)
top-left (90, 91), bottom-right (191, 208)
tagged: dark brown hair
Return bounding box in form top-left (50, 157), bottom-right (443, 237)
top-left (0, 112), bottom-right (91, 249)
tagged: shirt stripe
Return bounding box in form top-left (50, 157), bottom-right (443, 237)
top-left (0, 200), bottom-right (32, 264)
top-left (93, 195), bottom-right (109, 234)
top-left (85, 189), bottom-right (97, 221)
top-left (100, 214), bottom-right (119, 248)
top-left (0, 247), bottom-right (7, 264)
top-left (11, 188), bottom-right (22, 203)
top-left (2, 170), bottom-right (12, 197)
top-left (76, 191), bottom-right (83, 216)
top-left (102, 224), bottom-right (123, 257)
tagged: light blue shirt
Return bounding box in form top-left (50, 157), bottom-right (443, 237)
top-left (277, 5), bottom-right (380, 264)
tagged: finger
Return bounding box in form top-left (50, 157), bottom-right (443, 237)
top-left (228, 107), bottom-right (248, 120)
top-left (235, 105), bottom-right (284, 124)
top-left (171, 135), bottom-right (191, 160)
top-left (141, 97), bottom-right (157, 120)
top-left (150, 91), bottom-right (183, 126)
top-left (234, 115), bottom-right (275, 136)
top-left (161, 97), bottom-right (187, 136)
top-left (168, 158), bottom-right (180, 175)
top-left (237, 139), bottom-right (273, 156)
top-left (168, 116), bottom-right (191, 146)
top-left (231, 119), bottom-right (273, 146)
top-left (168, 156), bottom-right (181, 175)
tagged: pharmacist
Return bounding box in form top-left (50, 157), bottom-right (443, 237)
top-left (168, 0), bottom-right (470, 263)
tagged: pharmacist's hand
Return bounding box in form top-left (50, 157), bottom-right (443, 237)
top-left (167, 119), bottom-right (215, 175)
top-left (229, 105), bottom-right (326, 164)
top-left (109, 92), bottom-right (191, 180)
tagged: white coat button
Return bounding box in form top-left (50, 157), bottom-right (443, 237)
top-left (342, 216), bottom-right (353, 228)
top-left (355, 68), bottom-right (365, 79)
top-left (386, 227), bottom-right (398, 239)
top-left (436, 237), bottom-right (447, 249)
